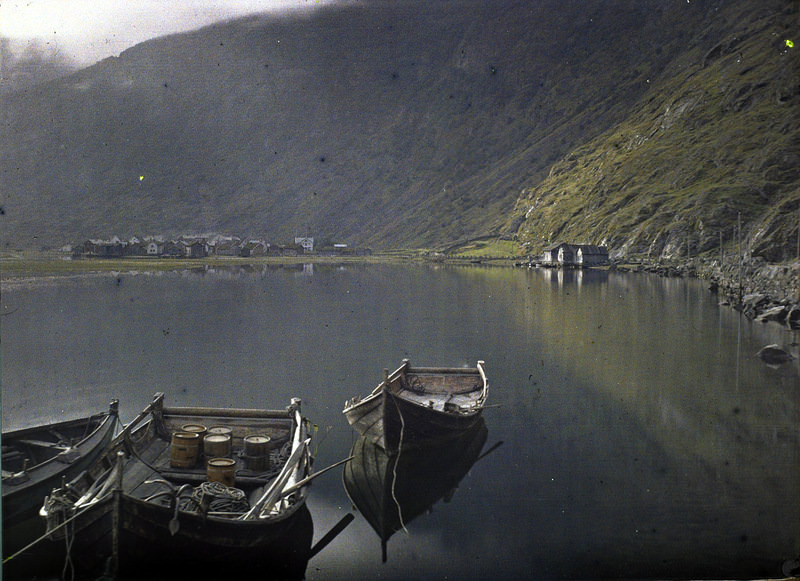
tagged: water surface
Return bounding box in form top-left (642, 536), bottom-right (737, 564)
top-left (2, 264), bottom-right (799, 579)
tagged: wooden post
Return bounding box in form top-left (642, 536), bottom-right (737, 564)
top-left (111, 450), bottom-right (125, 577)
top-left (719, 231), bottom-right (723, 265)
top-left (737, 212), bottom-right (743, 303)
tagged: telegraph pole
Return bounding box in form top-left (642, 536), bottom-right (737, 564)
top-left (737, 212), bottom-right (743, 303)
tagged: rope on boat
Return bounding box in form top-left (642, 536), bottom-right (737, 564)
top-left (1, 498), bottom-right (96, 565)
top-left (62, 514), bottom-right (75, 581)
top-left (187, 481), bottom-right (250, 514)
top-left (388, 394), bottom-right (408, 536)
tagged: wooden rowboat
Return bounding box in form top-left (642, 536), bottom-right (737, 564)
top-left (39, 393), bottom-right (314, 579)
top-left (343, 359), bottom-right (488, 453)
top-left (2, 400), bottom-right (119, 558)
top-left (343, 417), bottom-right (489, 562)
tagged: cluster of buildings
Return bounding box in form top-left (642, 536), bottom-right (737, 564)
top-left (71, 235), bottom-right (368, 259)
top-left (540, 243), bottom-right (609, 267)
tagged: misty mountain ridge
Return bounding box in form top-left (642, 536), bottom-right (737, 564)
top-left (1, 0), bottom-right (798, 259)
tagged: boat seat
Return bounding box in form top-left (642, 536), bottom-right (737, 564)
top-left (17, 438), bottom-right (70, 450)
top-left (2, 448), bottom-right (26, 463)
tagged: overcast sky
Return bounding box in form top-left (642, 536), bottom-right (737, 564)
top-left (0, 0), bottom-right (340, 65)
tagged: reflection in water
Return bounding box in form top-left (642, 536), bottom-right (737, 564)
top-left (2, 264), bottom-right (799, 580)
top-left (343, 418), bottom-right (491, 563)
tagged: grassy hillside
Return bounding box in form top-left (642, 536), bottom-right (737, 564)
top-left (514, 1), bottom-right (800, 261)
top-left (1, 0), bottom-right (796, 257)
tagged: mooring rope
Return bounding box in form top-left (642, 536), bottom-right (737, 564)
top-left (2, 499), bottom-right (96, 565)
top-left (389, 394), bottom-right (408, 535)
top-left (61, 515), bottom-right (75, 581)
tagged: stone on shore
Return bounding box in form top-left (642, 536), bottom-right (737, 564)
top-left (756, 344), bottom-right (795, 365)
top-left (755, 305), bottom-right (788, 323)
top-left (788, 307), bottom-right (800, 330)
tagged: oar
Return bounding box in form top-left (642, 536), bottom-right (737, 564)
top-left (476, 440), bottom-right (503, 462)
top-left (279, 456), bottom-right (353, 498)
top-left (242, 438), bottom-right (311, 519)
top-left (308, 513), bottom-right (355, 559)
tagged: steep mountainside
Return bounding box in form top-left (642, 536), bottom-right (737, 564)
top-left (1, 0), bottom-right (797, 255)
top-left (514, 0), bottom-right (800, 261)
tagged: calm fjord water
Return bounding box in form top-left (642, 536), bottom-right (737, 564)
top-left (2, 264), bottom-right (799, 580)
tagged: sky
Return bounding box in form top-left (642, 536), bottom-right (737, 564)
top-left (0, 0), bottom-right (340, 66)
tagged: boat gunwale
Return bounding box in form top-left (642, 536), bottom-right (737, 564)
top-left (2, 403), bottom-right (119, 494)
top-left (344, 359), bottom-right (488, 416)
top-left (161, 405), bottom-right (295, 420)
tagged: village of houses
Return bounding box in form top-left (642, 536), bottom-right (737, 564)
top-left (70, 235), bottom-right (370, 259)
top-left (69, 236), bottom-right (607, 267)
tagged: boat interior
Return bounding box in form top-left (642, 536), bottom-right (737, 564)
top-left (392, 369), bottom-right (486, 412)
top-left (2, 418), bottom-right (105, 474)
top-left (70, 412), bottom-right (297, 515)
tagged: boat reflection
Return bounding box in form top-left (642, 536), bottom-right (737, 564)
top-left (343, 418), bottom-right (493, 562)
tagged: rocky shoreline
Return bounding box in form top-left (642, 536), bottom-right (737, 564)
top-left (615, 257), bottom-right (800, 331)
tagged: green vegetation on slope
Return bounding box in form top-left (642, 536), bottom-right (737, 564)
top-left (1, 0), bottom-right (747, 253)
top-left (514, 1), bottom-right (800, 262)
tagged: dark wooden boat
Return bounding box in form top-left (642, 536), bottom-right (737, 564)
top-left (343, 417), bottom-right (489, 562)
top-left (40, 393), bottom-right (314, 578)
top-left (342, 359), bottom-right (488, 452)
top-left (2, 400), bottom-right (119, 557)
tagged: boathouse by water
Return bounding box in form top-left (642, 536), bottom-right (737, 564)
top-left (541, 243), bottom-right (609, 267)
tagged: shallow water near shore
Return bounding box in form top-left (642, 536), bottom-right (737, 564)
top-left (2, 263), bottom-right (799, 580)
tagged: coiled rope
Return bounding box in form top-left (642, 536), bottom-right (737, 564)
top-left (181, 481), bottom-right (250, 514)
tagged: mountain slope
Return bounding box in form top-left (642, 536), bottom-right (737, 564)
top-left (1, 0), bottom-right (796, 255)
top-left (514, 0), bottom-right (800, 261)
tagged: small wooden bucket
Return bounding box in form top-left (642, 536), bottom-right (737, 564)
top-left (204, 433), bottom-right (232, 458)
top-left (169, 432), bottom-right (201, 468)
top-left (207, 457), bottom-right (236, 487)
top-left (243, 435), bottom-right (272, 472)
top-left (207, 425), bottom-right (233, 437)
top-left (181, 423), bottom-right (208, 438)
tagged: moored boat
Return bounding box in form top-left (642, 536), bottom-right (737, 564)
top-left (343, 417), bottom-right (489, 562)
top-left (39, 392), bottom-right (314, 578)
top-left (343, 359), bottom-right (488, 453)
top-left (2, 400), bottom-right (119, 558)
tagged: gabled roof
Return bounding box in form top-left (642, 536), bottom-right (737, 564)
top-left (576, 245), bottom-right (608, 255)
top-left (544, 242), bottom-right (575, 252)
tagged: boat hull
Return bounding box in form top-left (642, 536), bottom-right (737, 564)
top-left (2, 406), bottom-right (118, 557)
top-left (385, 387), bottom-right (484, 451)
top-left (343, 360), bottom-right (489, 453)
top-left (344, 386), bottom-right (485, 453)
top-left (58, 493), bottom-right (313, 578)
top-left (40, 394), bottom-right (314, 579)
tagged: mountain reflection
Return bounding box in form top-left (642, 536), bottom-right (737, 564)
top-left (343, 418), bottom-right (491, 563)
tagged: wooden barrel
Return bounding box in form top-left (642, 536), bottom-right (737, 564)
top-left (169, 432), bottom-right (201, 468)
top-left (243, 435), bottom-right (271, 471)
top-left (207, 457), bottom-right (236, 487)
top-left (204, 433), bottom-right (232, 458)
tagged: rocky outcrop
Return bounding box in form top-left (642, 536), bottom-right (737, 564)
top-left (756, 344), bottom-right (796, 364)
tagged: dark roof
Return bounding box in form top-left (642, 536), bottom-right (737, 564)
top-left (544, 243), bottom-right (575, 252)
top-left (576, 245), bottom-right (608, 255)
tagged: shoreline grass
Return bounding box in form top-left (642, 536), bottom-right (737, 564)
top-left (0, 248), bottom-right (529, 280)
